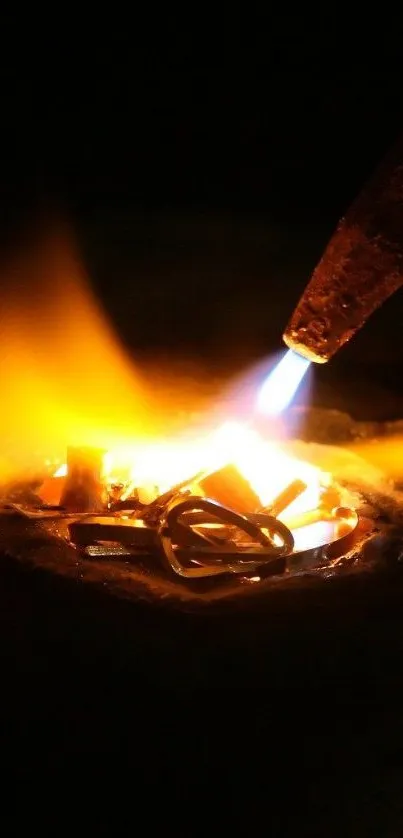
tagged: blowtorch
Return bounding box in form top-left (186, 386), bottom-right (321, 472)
top-left (283, 135), bottom-right (403, 364)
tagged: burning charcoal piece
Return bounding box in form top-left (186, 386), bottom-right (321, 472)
top-left (60, 447), bottom-right (105, 512)
top-left (199, 464), bottom-right (260, 513)
top-left (39, 476), bottom-right (65, 506)
top-left (261, 479), bottom-right (307, 517)
top-left (284, 134), bottom-right (403, 362)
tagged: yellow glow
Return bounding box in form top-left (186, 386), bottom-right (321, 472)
top-left (347, 437), bottom-right (403, 481)
top-left (56, 420), bottom-right (326, 517)
top-left (210, 422), bottom-right (325, 516)
top-left (0, 226), bottom-right (167, 480)
top-left (0, 224), bottom-right (329, 517)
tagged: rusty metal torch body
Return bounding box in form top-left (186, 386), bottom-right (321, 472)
top-left (283, 137), bottom-right (403, 363)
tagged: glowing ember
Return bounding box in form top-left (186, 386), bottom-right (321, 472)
top-left (54, 420), bottom-right (328, 519)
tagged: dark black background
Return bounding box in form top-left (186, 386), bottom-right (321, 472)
top-left (1, 14), bottom-right (401, 216)
top-left (1, 14), bottom-right (401, 218)
top-left (1, 13), bottom-right (403, 409)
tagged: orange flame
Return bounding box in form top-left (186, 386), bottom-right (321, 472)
top-left (0, 223), bottom-right (328, 519)
top-left (347, 436), bottom-right (403, 482)
top-left (0, 225), bottom-right (158, 478)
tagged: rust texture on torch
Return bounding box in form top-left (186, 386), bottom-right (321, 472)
top-left (283, 135), bottom-right (403, 362)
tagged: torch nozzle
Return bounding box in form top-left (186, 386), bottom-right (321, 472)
top-left (282, 333), bottom-right (328, 365)
top-left (283, 135), bottom-right (403, 362)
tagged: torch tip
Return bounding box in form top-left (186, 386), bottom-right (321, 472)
top-left (282, 332), bottom-right (328, 364)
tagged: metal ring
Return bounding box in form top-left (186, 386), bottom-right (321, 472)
top-left (167, 496), bottom-right (272, 547)
top-left (158, 526), bottom-right (228, 578)
top-left (246, 513), bottom-right (295, 555)
top-left (157, 496), bottom-right (294, 578)
top-left (175, 498), bottom-right (294, 556)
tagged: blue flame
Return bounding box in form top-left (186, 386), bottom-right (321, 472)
top-left (256, 349), bottom-right (311, 417)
